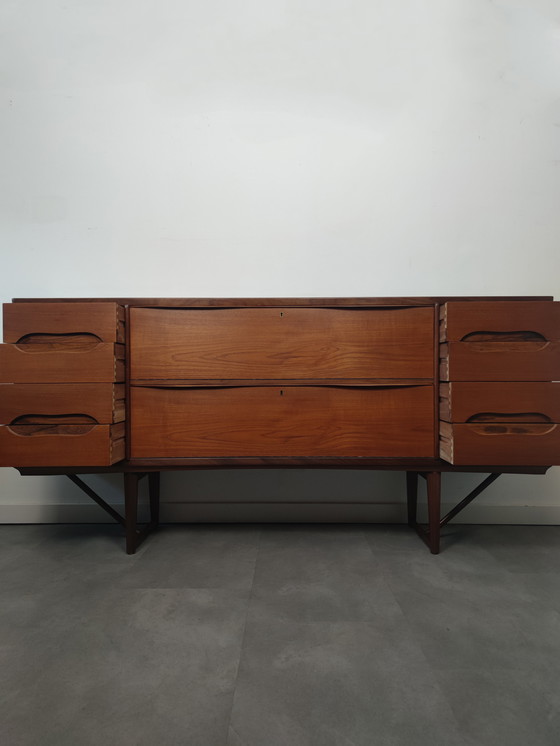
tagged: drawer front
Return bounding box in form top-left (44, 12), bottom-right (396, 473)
top-left (0, 422), bottom-right (125, 467)
top-left (130, 385), bottom-right (435, 458)
top-left (440, 421), bottom-right (560, 466)
top-left (3, 302), bottom-right (125, 343)
top-left (440, 341), bottom-right (560, 382)
top-left (130, 307), bottom-right (434, 381)
top-left (0, 343), bottom-right (125, 383)
top-left (0, 383), bottom-right (125, 424)
top-left (440, 382), bottom-right (560, 423)
top-left (440, 301), bottom-right (560, 342)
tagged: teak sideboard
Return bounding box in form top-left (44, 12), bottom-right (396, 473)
top-left (1, 296), bottom-right (559, 554)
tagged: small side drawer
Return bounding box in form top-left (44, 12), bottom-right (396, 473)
top-left (0, 422), bottom-right (125, 467)
top-left (440, 382), bottom-right (560, 423)
top-left (0, 343), bottom-right (125, 383)
top-left (131, 384), bottom-right (435, 458)
top-left (440, 341), bottom-right (560, 382)
top-left (0, 383), bottom-right (125, 424)
top-left (3, 302), bottom-right (125, 343)
top-left (440, 301), bottom-right (560, 342)
top-left (440, 421), bottom-right (560, 466)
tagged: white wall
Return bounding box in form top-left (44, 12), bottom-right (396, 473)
top-left (1, 0), bottom-right (560, 523)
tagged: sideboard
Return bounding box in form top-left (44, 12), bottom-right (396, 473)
top-left (1, 296), bottom-right (558, 554)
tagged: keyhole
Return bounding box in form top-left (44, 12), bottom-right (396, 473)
top-left (280, 312), bottom-right (284, 317)
top-left (280, 390), bottom-right (284, 396)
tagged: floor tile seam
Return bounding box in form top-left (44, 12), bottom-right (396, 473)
top-left (430, 664), bottom-right (560, 676)
top-left (223, 526), bottom-right (262, 744)
top-left (380, 564), bottom-right (560, 620)
top-left (227, 722), bottom-right (250, 746)
top-left (430, 666), bottom-right (560, 741)
top-left (430, 665), bottom-right (560, 728)
top-left (374, 573), bottom-right (469, 739)
top-left (403, 653), bottom-right (473, 741)
top-left (351, 526), bottom-right (402, 591)
top-left (360, 526), bottom-right (410, 587)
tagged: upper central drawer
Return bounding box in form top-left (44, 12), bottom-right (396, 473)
top-left (130, 307), bottom-right (434, 380)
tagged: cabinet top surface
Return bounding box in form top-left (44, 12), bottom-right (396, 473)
top-left (10, 296), bottom-right (554, 307)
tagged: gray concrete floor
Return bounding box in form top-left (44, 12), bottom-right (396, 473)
top-left (1, 523), bottom-right (559, 746)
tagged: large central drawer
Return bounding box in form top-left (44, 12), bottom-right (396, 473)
top-left (130, 307), bottom-right (434, 381)
top-left (130, 385), bottom-right (435, 458)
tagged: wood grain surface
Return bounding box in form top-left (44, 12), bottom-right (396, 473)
top-left (440, 341), bottom-right (560, 382)
top-left (440, 420), bottom-right (560, 465)
top-left (0, 423), bottom-right (125, 466)
top-left (0, 383), bottom-right (125, 424)
top-left (440, 301), bottom-right (560, 342)
top-left (3, 302), bottom-right (124, 343)
top-left (130, 307), bottom-right (434, 380)
top-left (440, 382), bottom-right (560, 423)
top-left (0, 343), bottom-right (125, 383)
top-left (131, 385), bottom-right (435, 458)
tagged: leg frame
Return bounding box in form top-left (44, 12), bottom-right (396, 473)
top-left (67, 471), bottom-right (161, 554)
top-left (406, 471), bottom-right (501, 554)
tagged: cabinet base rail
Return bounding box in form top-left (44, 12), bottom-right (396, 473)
top-left (15, 465), bottom-right (548, 554)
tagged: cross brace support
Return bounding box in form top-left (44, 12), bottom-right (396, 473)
top-left (407, 471), bottom-right (502, 554)
top-left (67, 472), bottom-right (160, 554)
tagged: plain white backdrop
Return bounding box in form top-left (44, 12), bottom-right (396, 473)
top-left (1, 0), bottom-right (560, 522)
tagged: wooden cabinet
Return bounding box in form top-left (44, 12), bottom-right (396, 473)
top-left (439, 302), bottom-right (560, 465)
top-left (0, 303), bottom-right (125, 466)
top-left (2, 296), bottom-right (558, 555)
top-left (1, 297), bottom-right (558, 468)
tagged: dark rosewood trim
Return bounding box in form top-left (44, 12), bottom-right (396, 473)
top-left (17, 462), bottom-right (550, 474)
top-left (124, 457), bottom-right (447, 469)
top-left (125, 305), bottom-right (131, 461)
top-left (67, 474), bottom-right (126, 526)
top-left (440, 472), bottom-right (501, 527)
top-left (433, 302), bottom-right (440, 458)
top-left (11, 296), bottom-right (554, 307)
top-left (130, 379), bottom-right (433, 388)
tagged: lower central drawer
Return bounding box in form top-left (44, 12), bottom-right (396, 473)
top-left (130, 385), bottom-right (434, 458)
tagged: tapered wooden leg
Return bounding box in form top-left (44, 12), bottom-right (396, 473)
top-left (148, 471), bottom-right (160, 525)
top-left (426, 471), bottom-right (441, 554)
top-left (124, 472), bottom-right (140, 555)
top-left (406, 471), bottom-right (418, 526)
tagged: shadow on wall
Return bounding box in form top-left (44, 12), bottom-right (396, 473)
top-left (163, 469), bottom-right (406, 522)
